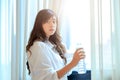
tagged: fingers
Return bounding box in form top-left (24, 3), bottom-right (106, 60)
top-left (79, 52), bottom-right (85, 59)
top-left (74, 49), bottom-right (85, 57)
top-left (79, 51), bottom-right (85, 55)
top-left (72, 49), bottom-right (86, 65)
top-left (76, 48), bottom-right (85, 55)
top-left (76, 48), bottom-right (83, 53)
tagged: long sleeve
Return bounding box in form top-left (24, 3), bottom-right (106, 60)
top-left (27, 41), bottom-right (67, 80)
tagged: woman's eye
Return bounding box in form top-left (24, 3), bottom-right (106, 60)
top-left (46, 20), bottom-right (56, 24)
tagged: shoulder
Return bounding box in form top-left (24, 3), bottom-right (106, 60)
top-left (29, 41), bottom-right (49, 57)
top-left (29, 41), bottom-right (47, 53)
top-left (32, 41), bottom-right (47, 48)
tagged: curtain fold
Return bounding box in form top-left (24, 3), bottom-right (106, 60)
top-left (90, 0), bottom-right (120, 80)
top-left (112, 0), bottom-right (120, 79)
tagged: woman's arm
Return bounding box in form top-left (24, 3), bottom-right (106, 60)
top-left (57, 48), bottom-right (85, 79)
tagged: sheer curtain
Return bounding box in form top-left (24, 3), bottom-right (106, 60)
top-left (0, 0), bottom-right (64, 80)
top-left (90, 0), bottom-right (120, 80)
top-left (60, 0), bottom-right (91, 72)
top-left (0, 0), bottom-right (120, 80)
top-left (59, 0), bottom-right (120, 80)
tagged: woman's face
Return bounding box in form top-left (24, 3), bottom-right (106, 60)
top-left (42, 16), bottom-right (57, 38)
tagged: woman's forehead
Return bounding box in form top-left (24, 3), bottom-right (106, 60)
top-left (49, 16), bottom-right (56, 20)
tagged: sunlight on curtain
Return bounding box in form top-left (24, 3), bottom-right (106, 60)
top-left (0, 0), bottom-right (33, 80)
top-left (90, 0), bottom-right (120, 80)
top-left (112, 0), bottom-right (120, 79)
top-left (0, 0), bottom-right (119, 80)
top-left (60, 0), bottom-right (91, 71)
top-left (0, 0), bottom-right (11, 80)
top-left (0, 0), bottom-right (26, 79)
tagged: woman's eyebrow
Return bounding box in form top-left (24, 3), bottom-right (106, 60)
top-left (48, 18), bottom-right (56, 21)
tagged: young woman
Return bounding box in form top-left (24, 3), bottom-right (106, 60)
top-left (26, 9), bottom-right (85, 80)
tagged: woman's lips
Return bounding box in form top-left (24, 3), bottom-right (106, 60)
top-left (49, 29), bottom-right (54, 31)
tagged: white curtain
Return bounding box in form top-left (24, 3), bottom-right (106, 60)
top-left (57, 0), bottom-right (120, 80)
top-left (0, 0), bottom-right (120, 80)
top-left (0, 0), bottom-right (64, 80)
top-left (90, 0), bottom-right (120, 80)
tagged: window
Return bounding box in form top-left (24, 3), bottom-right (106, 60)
top-left (60, 0), bottom-right (91, 70)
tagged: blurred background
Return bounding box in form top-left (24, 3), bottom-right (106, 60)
top-left (0, 0), bottom-right (120, 80)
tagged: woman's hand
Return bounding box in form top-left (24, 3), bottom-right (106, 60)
top-left (56, 48), bottom-right (85, 79)
top-left (71, 48), bottom-right (85, 66)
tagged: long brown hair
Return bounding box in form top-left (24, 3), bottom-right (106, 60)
top-left (26, 9), bottom-right (66, 74)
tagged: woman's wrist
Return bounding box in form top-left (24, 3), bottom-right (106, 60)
top-left (57, 60), bottom-right (76, 79)
top-left (69, 60), bottom-right (77, 68)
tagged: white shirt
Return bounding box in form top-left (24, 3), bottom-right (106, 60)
top-left (27, 41), bottom-right (68, 80)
